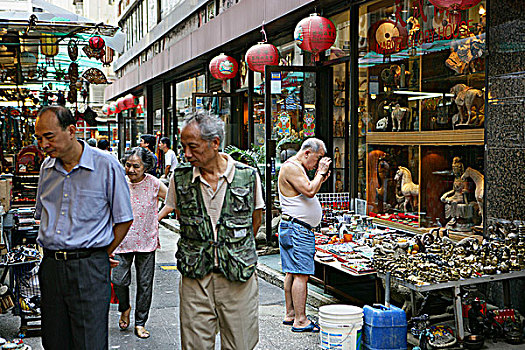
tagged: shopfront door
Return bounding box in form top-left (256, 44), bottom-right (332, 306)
top-left (264, 66), bottom-right (319, 244)
top-left (192, 92), bottom-right (244, 148)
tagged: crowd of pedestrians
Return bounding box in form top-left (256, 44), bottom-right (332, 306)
top-left (33, 105), bottom-right (329, 349)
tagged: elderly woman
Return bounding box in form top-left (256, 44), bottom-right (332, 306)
top-left (112, 147), bottom-right (172, 338)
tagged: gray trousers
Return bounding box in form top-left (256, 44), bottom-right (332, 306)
top-left (38, 250), bottom-right (110, 350)
top-left (111, 251), bottom-right (155, 327)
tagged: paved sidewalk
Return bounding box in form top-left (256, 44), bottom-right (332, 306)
top-left (0, 223), bottom-right (322, 349)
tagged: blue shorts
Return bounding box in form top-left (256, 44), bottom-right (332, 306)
top-left (278, 220), bottom-right (315, 275)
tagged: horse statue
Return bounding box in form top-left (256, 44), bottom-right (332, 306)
top-left (394, 166), bottom-right (419, 213)
top-left (391, 104), bottom-right (409, 131)
top-left (461, 167), bottom-right (484, 226)
top-left (450, 83), bottom-right (484, 126)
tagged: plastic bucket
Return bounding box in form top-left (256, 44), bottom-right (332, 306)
top-left (319, 304), bottom-right (364, 350)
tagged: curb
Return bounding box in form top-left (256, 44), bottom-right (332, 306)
top-left (256, 263), bottom-right (340, 308)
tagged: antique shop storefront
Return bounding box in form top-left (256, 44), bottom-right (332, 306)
top-left (106, 0), bottom-right (525, 310)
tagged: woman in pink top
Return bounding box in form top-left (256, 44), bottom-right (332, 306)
top-left (112, 147), bottom-right (172, 338)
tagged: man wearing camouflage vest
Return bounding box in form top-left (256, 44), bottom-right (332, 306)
top-left (165, 111), bottom-right (264, 350)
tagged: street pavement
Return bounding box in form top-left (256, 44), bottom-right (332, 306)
top-left (0, 226), bottom-right (321, 349)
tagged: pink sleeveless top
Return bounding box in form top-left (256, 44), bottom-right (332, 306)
top-left (115, 174), bottom-right (161, 253)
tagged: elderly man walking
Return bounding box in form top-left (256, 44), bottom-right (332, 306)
top-left (165, 112), bottom-right (264, 349)
top-left (278, 138), bottom-right (331, 333)
top-left (34, 106), bottom-right (133, 349)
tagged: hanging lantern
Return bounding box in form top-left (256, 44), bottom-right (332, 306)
top-left (124, 94), bottom-right (139, 109)
top-left (209, 53), bottom-right (238, 80)
top-left (117, 97), bottom-right (127, 111)
top-left (101, 47), bottom-right (114, 67)
top-left (102, 104), bottom-right (110, 115)
top-left (136, 104), bottom-right (144, 115)
top-left (40, 33), bottom-right (59, 63)
top-left (245, 42), bottom-right (280, 73)
top-left (294, 14), bottom-right (337, 56)
top-left (428, 0), bottom-right (482, 11)
top-left (110, 101), bottom-right (119, 114)
top-left (89, 36), bottom-right (105, 50)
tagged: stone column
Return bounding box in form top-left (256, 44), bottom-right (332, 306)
top-left (485, 0), bottom-right (525, 312)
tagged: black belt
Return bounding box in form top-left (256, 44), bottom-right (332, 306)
top-left (43, 247), bottom-right (106, 261)
top-left (281, 214), bottom-right (313, 231)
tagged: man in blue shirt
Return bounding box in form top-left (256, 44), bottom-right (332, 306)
top-left (34, 106), bottom-right (134, 350)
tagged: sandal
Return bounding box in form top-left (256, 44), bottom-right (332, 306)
top-left (291, 322), bottom-right (320, 333)
top-left (134, 326), bottom-right (150, 339)
top-left (119, 307), bottom-right (131, 330)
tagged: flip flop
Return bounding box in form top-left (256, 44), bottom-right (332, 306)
top-left (134, 326), bottom-right (150, 339)
top-left (282, 319), bottom-right (294, 326)
top-left (291, 322), bottom-right (320, 333)
top-left (119, 307), bottom-right (131, 330)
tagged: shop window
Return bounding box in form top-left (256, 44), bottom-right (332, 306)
top-left (357, 0), bottom-right (486, 232)
top-left (329, 10), bottom-right (351, 60)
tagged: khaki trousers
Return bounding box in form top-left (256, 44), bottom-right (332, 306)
top-left (179, 272), bottom-right (259, 350)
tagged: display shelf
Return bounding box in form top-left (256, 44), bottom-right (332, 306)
top-left (421, 71), bottom-right (485, 85)
top-left (365, 129), bottom-right (484, 145)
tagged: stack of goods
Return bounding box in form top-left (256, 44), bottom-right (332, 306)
top-left (373, 224), bottom-right (525, 286)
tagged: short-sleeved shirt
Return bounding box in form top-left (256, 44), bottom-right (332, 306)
top-left (115, 174), bottom-right (161, 253)
top-left (35, 140), bottom-right (134, 250)
top-left (165, 153), bottom-right (265, 233)
top-left (164, 149), bottom-right (178, 170)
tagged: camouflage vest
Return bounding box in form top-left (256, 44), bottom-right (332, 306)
top-left (173, 162), bottom-right (257, 282)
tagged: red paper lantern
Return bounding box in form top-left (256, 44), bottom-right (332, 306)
top-left (209, 54), bottom-right (238, 80)
top-left (428, 0), bottom-right (481, 11)
top-left (123, 94), bottom-right (139, 109)
top-left (117, 97), bottom-right (127, 111)
top-left (101, 47), bottom-right (114, 67)
top-left (102, 104), bottom-right (109, 115)
top-left (245, 42), bottom-right (280, 73)
top-left (294, 14), bottom-right (337, 55)
top-left (109, 101), bottom-right (119, 114)
top-left (89, 36), bottom-right (105, 50)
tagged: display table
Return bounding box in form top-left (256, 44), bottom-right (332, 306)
top-left (312, 252), bottom-right (379, 305)
top-left (376, 270), bottom-right (525, 340)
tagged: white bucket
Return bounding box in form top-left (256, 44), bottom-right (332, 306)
top-left (319, 304), bottom-right (363, 350)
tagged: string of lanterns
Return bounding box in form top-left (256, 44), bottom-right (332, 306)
top-left (208, 13), bottom-right (336, 80)
top-left (102, 94), bottom-right (140, 116)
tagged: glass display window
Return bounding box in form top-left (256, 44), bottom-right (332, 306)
top-left (358, 0), bottom-right (486, 232)
top-left (329, 10), bottom-right (351, 60)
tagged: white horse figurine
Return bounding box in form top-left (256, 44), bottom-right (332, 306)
top-left (461, 167), bottom-right (484, 226)
top-left (394, 166), bottom-right (419, 212)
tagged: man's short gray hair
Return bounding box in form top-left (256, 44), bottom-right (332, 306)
top-left (181, 111), bottom-right (225, 143)
top-left (300, 137), bottom-right (327, 154)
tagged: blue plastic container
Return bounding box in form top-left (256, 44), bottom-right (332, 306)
top-left (362, 304), bottom-right (407, 350)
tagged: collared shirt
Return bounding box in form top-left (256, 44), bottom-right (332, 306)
top-left (35, 140), bottom-right (134, 250)
top-left (164, 149), bottom-right (178, 171)
top-left (166, 153), bottom-right (265, 233)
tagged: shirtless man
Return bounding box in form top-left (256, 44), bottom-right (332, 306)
top-left (278, 138), bottom-right (331, 332)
